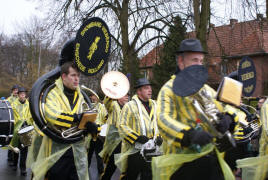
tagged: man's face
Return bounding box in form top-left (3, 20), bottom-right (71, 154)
top-left (18, 92), bottom-right (26, 101)
top-left (177, 52), bottom-right (204, 70)
top-left (12, 88), bottom-right (18, 96)
top-left (258, 98), bottom-right (266, 109)
top-left (118, 94), bottom-right (129, 106)
top-left (62, 67), bottom-right (80, 90)
top-left (137, 85), bottom-right (152, 102)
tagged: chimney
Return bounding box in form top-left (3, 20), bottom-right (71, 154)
top-left (230, 19), bottom-right (238, 27)
top-left (257, 13), bottom-right (263, 21)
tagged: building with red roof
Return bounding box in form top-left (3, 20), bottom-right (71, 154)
top-left (140, 15), bottom-right (268, 96)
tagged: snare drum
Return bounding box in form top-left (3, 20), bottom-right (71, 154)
top-left (0, 100), bottom-right (14, 146)
top-left (18, 126), bottom-right (34, 147)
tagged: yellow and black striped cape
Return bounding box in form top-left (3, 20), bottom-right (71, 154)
top-left (10, 98), bottom-right (32, 147)
top-left (44, 79), bottom-right (84, 129)
top-left (157, 75), bottom-right (239, 154)
top-left (29, 77), bottom-right (90, 180)
top-left (117, 94), bottom-right (158, 173)
top-left (7, 94), bottom-right (18, 106)
top-left (99, 97), bottom-right (123, 163)
top-left (119, 94), bottom-right (158, 146)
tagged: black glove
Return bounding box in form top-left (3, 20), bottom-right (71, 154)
top-left (73, 113), bottom-right (83, 123)
top-left (84, 121), bottom-right (98, 135)
top-left (182, 129), bottom-right (213, 147)
top-left (136, 135), bottom-right (149, 144)
top-left (244, 126), bottom-right (253, 134)
top-left (155, 136), bottom-right (163, 146)
top-left (216, 113), bottom-right (233, 133)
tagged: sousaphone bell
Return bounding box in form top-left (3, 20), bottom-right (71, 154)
top-left (101, 71), bottom-right (130, 99)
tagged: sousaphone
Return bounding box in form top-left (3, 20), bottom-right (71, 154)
top-left (101, 71), bottom-right (130, 99)
top-left (29, 17), bottom-right (111, 144)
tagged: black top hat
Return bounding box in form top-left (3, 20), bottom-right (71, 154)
top-left (172, 65), bottom-right (208, 97)
top-left (11, 85), bottom-right (19, 90)
top-left (135, 78), bottom-right (151, 89)
top-left (18, 87), bottom-right (27, 93)
top-left (177, 39), bottom-right (207, 54)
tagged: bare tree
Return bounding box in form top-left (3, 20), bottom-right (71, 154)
top-left (44, 0), bottom-right (182, 89)
top-left (193, 0), bottom-right (210, 52)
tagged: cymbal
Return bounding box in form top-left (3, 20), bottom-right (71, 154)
top-left (101, 71), bottom-right (130, 99)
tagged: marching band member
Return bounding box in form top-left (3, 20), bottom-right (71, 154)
top-left (87, 94), bottom-right (107, 175)
top-left (28, 39), bottom-right (98, 180)
top-left (9, 87), bottom-right (32, 176)
top-left (6, 84), bottom-right (19, 163)
top-left (118, 78), bottom-right (162, 180)
top-left (7, 85), bottom-right (19, 105)
top-left (255, 98), bottom-right (268, 179)
top-left (155, 39), bottom-right (240, 180)
top-left (99, 93), bottom-right (129, 180)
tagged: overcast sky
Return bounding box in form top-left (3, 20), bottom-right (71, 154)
top-left (0, 0), bottom-right (41, 35)
top-left (0, 0), bottom-right (266, 36)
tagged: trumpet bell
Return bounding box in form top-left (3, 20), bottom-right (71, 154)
top-left (101, 71), bottom-right (130, 99)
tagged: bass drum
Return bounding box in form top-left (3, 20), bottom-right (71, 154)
top-left (0, 100), bottom-right (14, 146)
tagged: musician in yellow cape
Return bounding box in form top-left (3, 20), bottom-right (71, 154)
top-left (9, 87), bottom-right (33, 176)
top-left (7, 85), bottom-right (19, 105)
top-left (116, 78), bottom-right (163, 180)
top-left (237, 98), bottom-right (268, 180)
top-left (27, 39), bottom-right (99, 180)
top-left (99, 94), bottom-right (129, 180)
top-left (87, 93), bottom-right (107, 175)
top-left (153, 39), bottom-right (242, 180)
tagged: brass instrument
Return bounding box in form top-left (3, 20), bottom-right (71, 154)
top-left (190, 88), bottom-right (236, 152)
top-left (61, 88), bottom-right (98, 139)
top-left (29, 17), bottom-right (111, 144)
top-left (235, 103), bottom-right (261, 143)
top-left (101, 71), bottom-right (130, 99)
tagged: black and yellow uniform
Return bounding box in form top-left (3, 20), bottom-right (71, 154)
top-left (29, 78), bottom-right (90, 180)
top-left (118, 95), bottom-right (158, 180)
top-left (100, 97), bottom-right (123, 180)
top-left (7, 94), bottom-right (18, 106)
top-left (9, 98), bottom-right (32, 175)
top-left (236, 99), bottom-right (268, 180)
top-left (7, 94), bottom-right (18, 162)
top-left (155, 75), bottom-right (239, 180)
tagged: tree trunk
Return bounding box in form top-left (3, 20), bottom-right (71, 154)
top-left (193, 0), bottom-right (210, 53)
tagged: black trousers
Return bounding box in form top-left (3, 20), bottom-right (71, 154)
top-left (100, 142), bottom-right (121, 180)
top-left (88, 137), bottom-right (104, 174)
top-left (13, 143), bottom-right (28, 170)
top-left (8, 149), bottom-right (13, 161)
top-left (170, 154), bottom-right (224, 180)
top-left (46, 148), bottom-right (79, 180)
top-left (121, 152), bottom-right (152, 180)
top-left (224, 142), bottom-right (252, 171)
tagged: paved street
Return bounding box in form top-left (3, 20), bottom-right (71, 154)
top-left (0, 147), bottom-right (120, 180)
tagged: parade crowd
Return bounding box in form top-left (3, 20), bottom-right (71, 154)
top-left (2, 38), bottom-right (268, 180)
